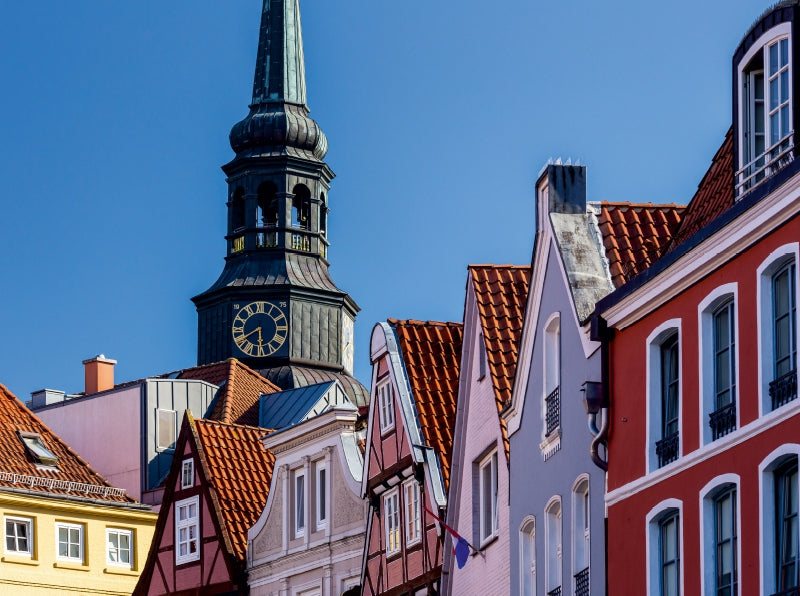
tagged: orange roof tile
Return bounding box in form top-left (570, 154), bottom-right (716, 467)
top-left (175, 359), bottom-right (281, 426)
top-left (469, 265), bottom-right (530, 462)
top-left (669, 128), bottom-right (734, 249)
top-left (192, 417), bottom-right (275, 562)
top-left (389, 319), bottom-right (462, 490)
top-left (0, 382), bottom-right (135, 503)
top-left (596, 202), bottom-right (685, 288)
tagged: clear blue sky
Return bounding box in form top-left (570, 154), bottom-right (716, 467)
top-left (0, 1), bottom-right (769, 399)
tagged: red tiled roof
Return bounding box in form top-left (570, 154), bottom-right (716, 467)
top-left (469, 265), bottom-right (530, 463)
top-left (596, 202), bottom-right (685, 288)
top-left (175, 359), bottom-right (281, 426)
top-left (389, 319), bottom-right (463, 490)
top-left (0, 383), bottom-right (135, 503)
top-left (668, 128), bottom-right (734, 249)
top-left (191, 417), bottom-right (275, 562)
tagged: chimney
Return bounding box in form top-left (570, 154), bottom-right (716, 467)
top-left (83, 354), bottom-right (117, 395)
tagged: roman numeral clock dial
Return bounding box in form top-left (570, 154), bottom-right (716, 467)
top-left (231, 301), bottom-right (288, 358)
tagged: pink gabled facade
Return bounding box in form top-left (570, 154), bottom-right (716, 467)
top-left (362, 320), bottom-right (462, 596)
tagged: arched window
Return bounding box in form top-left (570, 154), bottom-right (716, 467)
top-left (545, 497), bottom-right (562, 596)
top-left (257, 182), bottom-right (278, 227)
top-left (320, 193), bottom-right (328, 237)
top-left (646, 499), bottom-right (683, 596)
top-left (519, 517), bottom-right (536, 596)
top-left (647, 320), bottom-right (682, 471)
top-left (231, 188), bottom-right (245, 231)
top-left (291, 184), bottom-right (311, 230)
top-left (543, 314), bottom-right (561, 439)
top-left (700, 476), bottom-right (740, 596)
top-left (572, 477), bottom-right (590, 595)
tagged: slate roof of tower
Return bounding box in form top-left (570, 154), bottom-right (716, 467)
top-left (261, 365), bottom-right (370, 407)
top-left (389, 319), bottom-right (463, 490)
top-left (469, 265), bottom-right (531, 462)
top-left (668, 128), bottom-right (734, 249)
top-left (191, 417), bottom-right (275, 562)
top-left (0, 382), bottom-right (136, 504)
top-left (595, 201), bottom-right (686, 288)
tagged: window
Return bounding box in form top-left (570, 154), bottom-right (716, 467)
top-left (156, 409), bottom-right (177, 451)
top-left (520, 517), bottom-right (536, 596)
top-left (5, 517), bottom-right (32, 556)
top-left (658, 333), bottom-right (680, 466)
top-left (294, 470), bottom-right (306, 537)
top-left (660, 512), bottom-right (681, 596)
top-left (776, 460), bottom-right (799, 592)
top-left (737, 25), bottom-right (793, 197)
top-left (648, 322), bottom-right (681, 471)
top-left (544, 314), bottom-right (561, 438)
top-left (772, 261), bottom-right (798, 409)
top-left (479, 450), bottom-right (498, 545)
top-left (478, 333), bottom-right (487, 380)
top-left (713, 488), bottom-right (737, 596)
top-left (175, 496), bottom-right (200, 565)
top-left (316, 463), bottom-right (327, 530)
top-left (181, 459), bottom-right (194, 489)
top-left (17, 431), bottom-right (58, 467)
top-left (377, 381), bottom-right (394, 433)
top-left (56, 522), bottom-right (83, 563)
top-left (573, 479), bottom-right (590, 596)
top-left (545, 498), bottom-right (562, 596)
top-left (404, 479), bottom-right (421, 545)
top-left (384, 489), bottom-right (400, 555)
top-left (106, 529), bottom-right (133, 568)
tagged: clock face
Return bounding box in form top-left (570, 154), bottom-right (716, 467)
top-left (342, 315), bottom-right (354, 373)
top-left (232, 301), bottom-right (288, 358)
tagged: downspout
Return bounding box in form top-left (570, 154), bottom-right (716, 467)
top-left (585, 315), bottom-right (612, 471)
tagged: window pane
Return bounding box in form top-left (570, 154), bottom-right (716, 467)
top-left (771, 42), bottom-right (780, 76)
top-left (781, 39), bottom-right (789, 67)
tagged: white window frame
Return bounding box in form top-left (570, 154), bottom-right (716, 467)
top-left (478, 332), bottom-right (487, 381)
top-left (404, 479), bottom-right (421, 546)
top-left (646, 499), bottom-right (684, 596)
top-left (181, 458), bottom-right (194, 490)
top-left (377, 380), bottom-right (395, 434)
top-left (106, 528), bottom-right (134, 568)
top-left (545, 496), bottom-right (562, 595)
top-left (55, 522), bottom-right (84, 564)
top-left (646, 320), bottom-right (682, 472)
top-left (572, 476), bottom-right (590, 586)
top-left (384, 489), bottom-right (401, 556)
top-left (175, 495), bottom-right (200, 565)
top-left (698, 284), bottom-right (739, 445)
top-left (478, 449), bottom-right (499, 546)
top-left (757, 244), bottom-right (800, 415)
top-left (156, 408), bottom-right (177, 452)
top-left (4, 516), bottom-right (33, 557)
top-left (519, 516), bottom-right (536, 596)
top-left (294, 469), bottom-right (306, 538)
top-left (699, 474), bottom-right (741, 596)
top-left (315, 462), bottom-right (327, 531)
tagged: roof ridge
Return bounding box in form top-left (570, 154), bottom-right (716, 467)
top-left (467, 264), bottom-right (531, 270)
top-left (598, 201), bottom-right (687, 209)
top-left (387, 318), bottom-right (463, 328)
top-left (194, 417), bottom-right (272, 433)
top-left (228, 358), bottom-right (282, 393)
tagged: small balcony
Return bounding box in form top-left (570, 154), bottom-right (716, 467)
top-left (574, 567), bottom-right (589, 596)
top-left (656, 431), bottom-right (679, 468)
top-left (709, 402), bottom-right (736, 440)
top-left (547, 587), bottom-right (562, 596)
top-left (772, 588), bottom-right (800, 596)
top-left (771, 369), bottom-right (798, 410)
top-left (735, 131), bottom-right (794, 198)
top-left (545, 387), bottom-right (560, 437)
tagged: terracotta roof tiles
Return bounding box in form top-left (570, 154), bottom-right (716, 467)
top-left (389, 319), bottom-right (463, 490)
top-left (596, 202), bottom-right (685, 288)
top-left (0, 382), bottom-right (135, 503)
top-left (192, 417), bottom-right (275, 562)
top-left (469, 265), bottom-right (531, 462)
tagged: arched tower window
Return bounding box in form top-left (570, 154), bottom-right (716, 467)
top-left (231, 188), bottom-right (245, 232)
top-left (292, 185), bottom-right (311, 230)
top-left (257, 182), bottom-right (278, 227)
top-left (320, 192), bottom-right (328, 237)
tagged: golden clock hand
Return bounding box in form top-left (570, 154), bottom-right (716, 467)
top-left (240, 326), bottom-right (262, 341)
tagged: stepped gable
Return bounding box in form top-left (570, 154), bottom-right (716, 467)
top-left (668, 128), bottom-right (735, 250)
top-left (192, 417), bottom-right (275, 562)
top-left (596, 201), bottom-right (685, 288)
top-left (172, 359), bottom-right (281, 426)
top-left (0, 382), bottom-right (135, 503)
top-left (469, 265), bottom-right (531, 462)
top-left (389, 319), bottom-right (463, 490)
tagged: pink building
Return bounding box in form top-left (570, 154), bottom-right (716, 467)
top-left (443, 265), bottom-right (529, 595)
top-left (362, 320), bottom-right (462, 595)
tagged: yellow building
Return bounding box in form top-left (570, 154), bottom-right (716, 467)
top-left (0, 383), bottom-right (157, 594)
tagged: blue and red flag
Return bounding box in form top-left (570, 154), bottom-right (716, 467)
top-left (423, 505), bottom-right (474, 569)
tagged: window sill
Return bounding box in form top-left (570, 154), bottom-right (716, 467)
top-left (540, 431), bottom-right (562, 461)
top-left (386, 549), bottom-right (402, 561)
top-left (2, 555), bottom-right (38, 566)
top-left (477, 533), bottom-right (498, 553)
top-left (53, 561), bottom-right (89, 571)
top-left (104, 566), bottom-right (137, 576)
top-left (175, 557), bottom-right (201, 568)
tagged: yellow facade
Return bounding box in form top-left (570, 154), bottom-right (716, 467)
top-left (1, 490), bottom-right (157, 595)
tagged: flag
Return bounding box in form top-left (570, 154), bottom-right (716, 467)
top-left (422, 505), bottom-right (474, 569)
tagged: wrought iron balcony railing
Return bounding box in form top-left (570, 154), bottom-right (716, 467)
top-left (656, 431), bottom-right (679, 468)
top-left (735, 131), bottom-right (794, 198)
top-left (709, 401), bottom-right (736, 440)
top-left (547, 587), bottom-right (562, 596)
top-left (771, 369), bottom-right (798, 411)
top-left (772, 587), bottom-right (800, 596)
top-left (545, 387), bottom-right (560, 437)
top-left (574, 567), bottom-right (589, 596)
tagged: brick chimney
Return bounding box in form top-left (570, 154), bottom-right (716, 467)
top-left (83, 354), bottom-right (117, 395)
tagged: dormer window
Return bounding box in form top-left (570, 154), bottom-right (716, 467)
top-left (737, 23), bottom-right (793, 197)
top-left (17, 431), bottom-right (58, 467)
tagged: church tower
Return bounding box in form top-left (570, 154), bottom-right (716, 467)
top-left (193, 0), bottom-right (367, 405)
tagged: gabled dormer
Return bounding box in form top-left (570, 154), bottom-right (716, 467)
top-left (734, 2), bottom-right (799, 198)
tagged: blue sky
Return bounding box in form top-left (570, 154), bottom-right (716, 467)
top-left (0, 1), bottom-right (770, 399)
